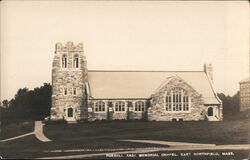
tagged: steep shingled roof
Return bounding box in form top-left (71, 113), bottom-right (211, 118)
top-left (87, 71), bottom-right (221, 104)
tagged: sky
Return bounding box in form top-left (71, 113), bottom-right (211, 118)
top-left (0, 1), bottom-right (249, 101)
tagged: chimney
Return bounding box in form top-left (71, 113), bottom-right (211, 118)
top-left (204, 64), bottom-right (213, 83)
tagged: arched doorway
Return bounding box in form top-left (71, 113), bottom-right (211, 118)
top-left (67, 108), bottom-right (73, 117)
top-left (208, 107), bottom-right (213, 116)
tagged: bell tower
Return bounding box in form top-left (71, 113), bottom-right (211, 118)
top-left (50, 42), bottom-right (88, 122)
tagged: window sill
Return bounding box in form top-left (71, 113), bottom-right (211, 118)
top-left (72, 68), bottom-right (81, 71)
top-left (133, 111), bottom-right (146, 113)
top-left (60, 68), bottom-right (69, 70)
top-left (114, 111), bottom-right (127, 113)
top-left (63, 95), bottom-right (78, 97)
top-left (164, 111), bottom-right (191, 113)
top-left (94, 111), bottom-right (106, 113)
top-left (59, 68), bottom-right (81, 71)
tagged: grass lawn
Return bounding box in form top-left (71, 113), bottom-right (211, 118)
top-left (0, 121), bottom-right (34, 140)
top-left (44, 118), bottom-right (250, 145)
top-left (0, 110), bottom-right (249, 159)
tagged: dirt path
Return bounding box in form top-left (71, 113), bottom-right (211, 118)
top-left (120, 139), bottom-right (216, 147)
top-left (34, 121), bottom-right (51, 142)
top-left (120, 140), bottom-right (249, 150)
top-left (0, 132), bottom-right (34, 142)
top-left (0, 121), bottom-right (51, 143)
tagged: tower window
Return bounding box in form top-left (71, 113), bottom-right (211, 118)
top-left (64, 88), bottom-right (68, 96)
top-left (62, 54), bottom-right (67, 68)
top-left (73, 54), bottom-right (79, 68)
top-left (73, 88), bottom-right (77, 95)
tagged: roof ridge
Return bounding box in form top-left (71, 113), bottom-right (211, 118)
top-left (88, 70), bottom-right (204, 72)
top-left (204, 72), bottom-right (222, 103)
top-left (88, 71), bottom-right (220, 104)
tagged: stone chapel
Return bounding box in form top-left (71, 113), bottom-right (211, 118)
top-left (50, 42), bottom-right (223, 122)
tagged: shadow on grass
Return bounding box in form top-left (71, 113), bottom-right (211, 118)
top-left (43, 119), bottom-right (250, 145)
top-left (0, 121), bottom-right (34, 140)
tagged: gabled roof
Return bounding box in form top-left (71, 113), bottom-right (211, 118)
top-left (152, 75), bottom-right (200, 96)
top-left (87, 70), bottom-right (221, 104)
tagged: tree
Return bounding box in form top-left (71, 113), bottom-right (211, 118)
top-left (217, 91), bottom-right (240, 119)
top-left (1, 83), bottom-right (52, 124)
top-left (2, 100), bottom-right (9, 108)
top-left (231, 91), bottom-right (240, 112)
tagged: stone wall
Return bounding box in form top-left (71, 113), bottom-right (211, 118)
top-left (205, 104), bottom-right (223, 121)
top-left (148, 76), bottom-right (205, 121)
top-left (51, 42), bottom-right (88, 121)
top-left (87, 99), bottom-right (148, 121)
top-left (87, 100), bottom-right (108, 121)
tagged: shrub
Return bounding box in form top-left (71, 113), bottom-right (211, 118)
top-left (44, 119), bottom-right (67, 125)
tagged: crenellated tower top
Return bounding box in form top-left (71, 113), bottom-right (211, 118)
top-left (55, 42), bottom-right (83, 52)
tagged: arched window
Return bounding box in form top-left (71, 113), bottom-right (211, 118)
top-left (73, 54), bottom-right (79, 68)
top-left (134, 101), bottom-right (145, 112)
top-left (115, 101), bottom-right (126, 112)
top-left (62, 54), bottom-right (67, 68)
top-left (208, 107), bottom-right (213, 116)
top-left (165, 88), bottom-right (190, 112)
top-left (95, 101), bottom-right (106, 112)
